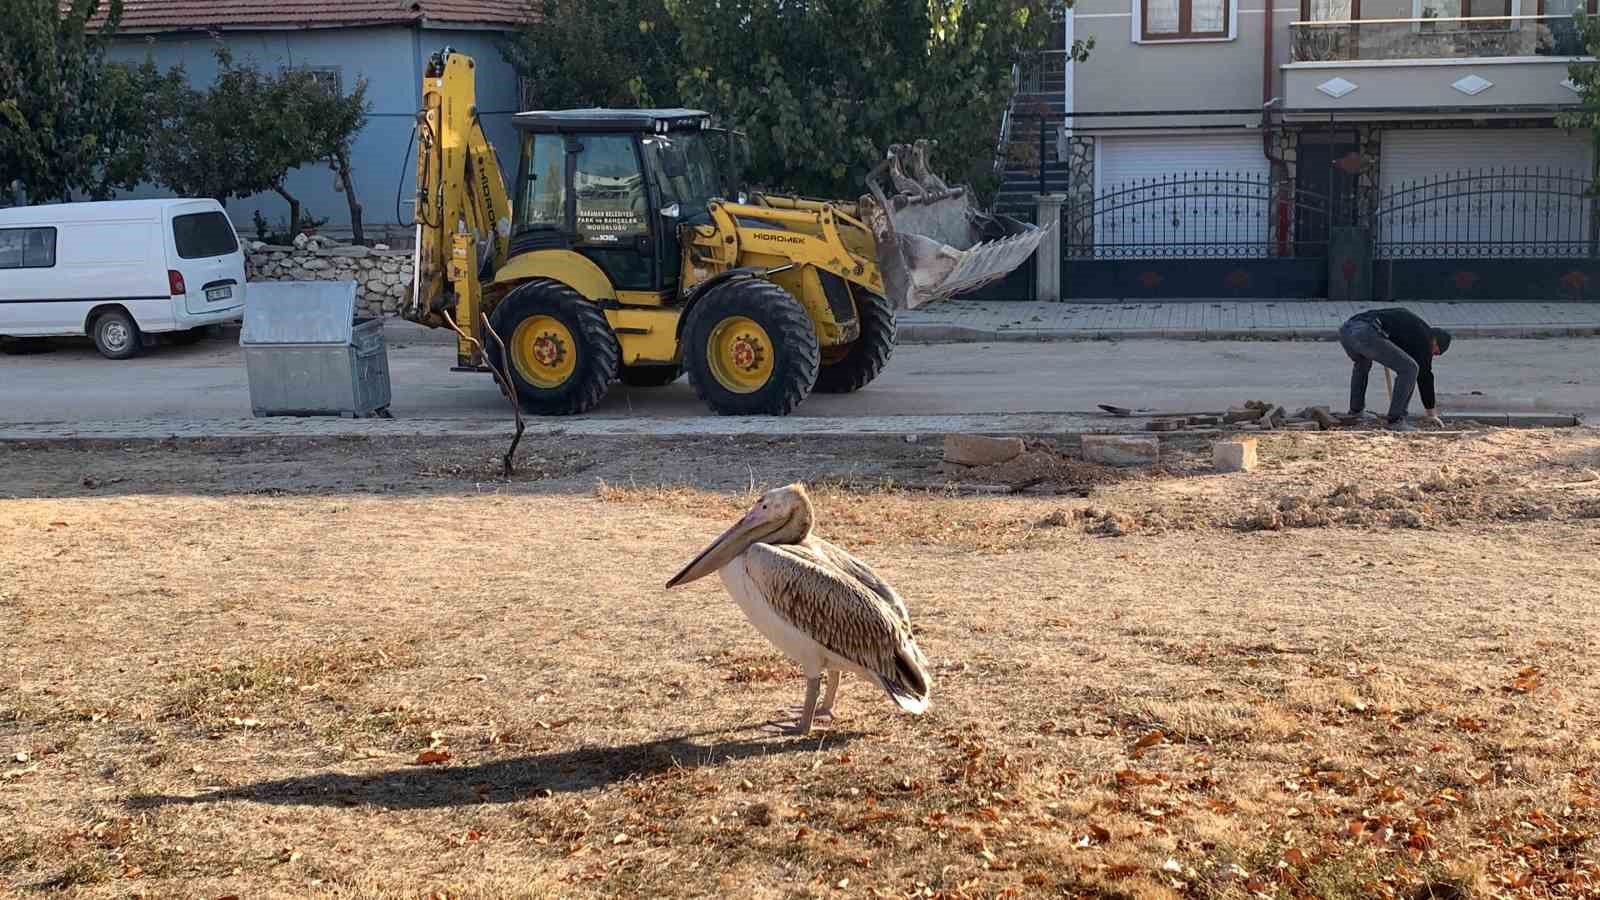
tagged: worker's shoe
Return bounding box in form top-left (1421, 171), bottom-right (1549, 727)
top-left (1385, 417), bottom-right (1416, 432)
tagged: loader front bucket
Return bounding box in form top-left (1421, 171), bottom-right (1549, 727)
top-left (865, 141), bottom-right (1055, 310)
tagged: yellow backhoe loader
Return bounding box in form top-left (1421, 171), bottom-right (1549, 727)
top-left (404, 49), bottom-right (1051, 416)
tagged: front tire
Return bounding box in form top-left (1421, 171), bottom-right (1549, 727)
top-left (486, 279), bottom-right (619, 416)
top-left (91, 310), bottom-right (142, 360)
top-left (684, 278), bottom-right (819, 416)
top-left (814, 289), bottom-right (895, 394)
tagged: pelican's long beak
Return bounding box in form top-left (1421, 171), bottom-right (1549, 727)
top-left (666, 510), bottom-right (770, 588)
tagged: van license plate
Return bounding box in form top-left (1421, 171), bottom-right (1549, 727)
top-left (206, 286), bottom-right (232, 302)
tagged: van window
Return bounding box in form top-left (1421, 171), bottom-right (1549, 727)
top-left (172, 211), bottom-right (239, 259)
top-left (0, 227), bottom-right (57, 269)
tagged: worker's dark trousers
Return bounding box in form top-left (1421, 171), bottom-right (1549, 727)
top-left (1339, 319), bottom-right (1418, 421)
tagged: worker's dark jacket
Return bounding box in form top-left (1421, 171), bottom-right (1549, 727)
top-left (1349, 308), bottom-right (1436, 410)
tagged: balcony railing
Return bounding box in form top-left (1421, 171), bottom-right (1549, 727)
top-left (1290, 13), bottom-right (1587, 62)
top-left (1019, 50), bottom-right (1069, 93)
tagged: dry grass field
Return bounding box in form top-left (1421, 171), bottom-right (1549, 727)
top-left (2, 428), bottom-right (1598, 899)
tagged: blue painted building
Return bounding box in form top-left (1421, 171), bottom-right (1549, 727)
top-left (104, 0), bottom-right (531, 242)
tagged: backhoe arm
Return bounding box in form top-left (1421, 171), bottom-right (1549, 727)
top-left (406, 48), bottom-right (513, 365)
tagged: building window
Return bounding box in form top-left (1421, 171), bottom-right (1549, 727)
top-left (1536, 0), bottom-right (1594, 14)
top-left (1302, 0), bottom-right (1359, 20)
top-left (305, 66), bottom-right (342, 96)
top-left (1143, 0), bottom-right (1229, 39)
top-left (0, 227), bottom-right (56, 269)
top-left (1416, 0), bottom-right (1512, 17)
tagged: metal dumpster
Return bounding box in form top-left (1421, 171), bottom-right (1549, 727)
top-left (239, 281), bottom-right (392, 418)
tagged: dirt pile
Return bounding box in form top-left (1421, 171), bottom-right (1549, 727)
top-left (1036, 505), bottom-right (1169, 536)
top-left (1235, 468), bottom-right (1591, 531)
top-left (940, 439), bottom-right (1161, 494)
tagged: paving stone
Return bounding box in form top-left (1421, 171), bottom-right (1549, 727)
top-left (1214, 439), bottom-right (1258, 473)
top-left (1081, 435), bottom-right (1159, 466)
top-left (943, 434), bottom-right (1026, 466)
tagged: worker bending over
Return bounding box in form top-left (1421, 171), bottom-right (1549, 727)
top-left (1338, 307), bottom-right (1452, 432)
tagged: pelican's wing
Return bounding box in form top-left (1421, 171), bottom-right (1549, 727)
top-left (744, 542), bottom-right (932, 713)
top-left (807, 537), bottom-right (912, 627)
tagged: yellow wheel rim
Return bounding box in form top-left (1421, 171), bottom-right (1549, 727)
top-left (706, 315), bottom-right (774, 394)
top-left (510, 315), bottom-right (578, 389)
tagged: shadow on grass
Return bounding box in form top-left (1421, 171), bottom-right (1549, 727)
top-left (128, 727), bottom-right (862, 811)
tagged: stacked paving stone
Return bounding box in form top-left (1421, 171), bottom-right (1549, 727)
top-left (245, 233), bottom-right (415, 319)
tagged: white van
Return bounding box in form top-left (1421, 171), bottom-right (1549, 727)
top-left (0, 198), bottom-right (247, 359)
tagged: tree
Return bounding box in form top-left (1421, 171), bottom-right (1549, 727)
top-left (669, 0), bottom-right (1087, 200)
top-left (0, 0), bottom-right (155, 202)
top-left (147, 50), bottom-right (278, 209)
top-left (500, 0), bottom-right (681, 109)
top-left (297, 75), bottom-right (372, 245)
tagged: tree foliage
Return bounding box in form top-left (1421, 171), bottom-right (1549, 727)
top-left (0, 0), bottom-right (154, 202)
top-left (146, 49), bottom-right (371, 241)
top-left (502, 0), bottom-right (1086, 201)
top-left (501, 0), bottom-right (681, 109)
top-left (1556, 12), bottom-right (1600, 181)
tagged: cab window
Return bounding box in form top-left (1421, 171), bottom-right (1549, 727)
top-left (573, 135), bottom-right (648, 244)
top-left (519, 133), bottom-right (568, 230)
top-left (642, 133), bottom-right (722, 216)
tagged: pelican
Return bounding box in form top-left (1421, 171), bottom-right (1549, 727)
top-left (665, 484), bottom-right (932, 735)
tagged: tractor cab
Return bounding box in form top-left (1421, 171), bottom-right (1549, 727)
top-left (510, 109), bottom-right (730, 300)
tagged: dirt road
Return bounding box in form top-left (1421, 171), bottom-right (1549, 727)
top-left (3, 427), bottom-right (1598, 898)
top-left (1, 328), bottom-right (1594, 424)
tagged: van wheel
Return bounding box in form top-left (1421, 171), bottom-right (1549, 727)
top-left (92, 310), bottom-right (142, 360)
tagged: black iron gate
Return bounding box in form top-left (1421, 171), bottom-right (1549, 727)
top-left (1371, 167), bottom-right (1600, 301)
top-left (1061, 172), bottom-right (1333, 299)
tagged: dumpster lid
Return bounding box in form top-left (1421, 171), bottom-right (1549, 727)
top-left (240, 281), bottom-right (359, 345)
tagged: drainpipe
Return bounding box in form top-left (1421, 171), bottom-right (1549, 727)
top-left (1264, 1), bottom-right (1290, 255)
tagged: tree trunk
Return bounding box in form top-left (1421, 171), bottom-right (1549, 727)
top-left (334, 149), bottom-right (364, 246)
top-left (273, 186), bottom-right (302, 240)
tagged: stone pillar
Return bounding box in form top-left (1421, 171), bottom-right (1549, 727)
top-left (1035, 193), bottom-right (1066, 303)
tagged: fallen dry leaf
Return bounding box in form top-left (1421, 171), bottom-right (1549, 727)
top-left (1131, 729), bottom-right (1165, 758)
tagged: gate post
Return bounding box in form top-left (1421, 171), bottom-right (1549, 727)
top-left (1328, 226), bottom-right (1372, 302)
top-left (1035, 193), bottom-right (1066, 302)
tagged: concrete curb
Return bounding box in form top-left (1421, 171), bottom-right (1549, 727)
top-left (0, 411), bottom-right (1581, 444)
top-left (385, 316), bottom-right (1600, 347)
top-left (895, 324), bottom-right (1600, 344)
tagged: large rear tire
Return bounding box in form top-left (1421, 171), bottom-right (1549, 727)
top-left (814, 290), bottom-right (895, 394)
top-left (486, 279), bottom-right (618, 416)
top-left (684, 278), bottom-right (819, 416)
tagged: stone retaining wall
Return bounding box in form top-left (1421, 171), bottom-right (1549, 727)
top-left (245, 237), bottom-right (413, 318)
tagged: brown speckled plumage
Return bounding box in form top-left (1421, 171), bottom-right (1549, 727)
top-left (743, 540), bottom-right (930, 706)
